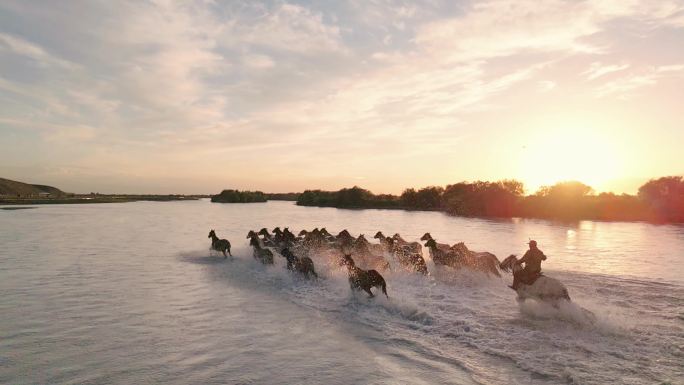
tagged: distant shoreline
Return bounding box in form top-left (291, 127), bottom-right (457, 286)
top-left (0, 195), bottom-right (206, 205)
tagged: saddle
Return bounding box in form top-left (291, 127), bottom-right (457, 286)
top-left (520, 271), bottom-right (542, 286)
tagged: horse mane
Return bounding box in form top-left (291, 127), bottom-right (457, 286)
top-left (499, 255), bottom-right (518, 272)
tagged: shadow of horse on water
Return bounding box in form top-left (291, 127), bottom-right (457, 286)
top-left (180, 254), bottom-right (230, 265)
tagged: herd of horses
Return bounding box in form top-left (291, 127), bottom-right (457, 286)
top-left (209, 227), bottom-right (510, 298)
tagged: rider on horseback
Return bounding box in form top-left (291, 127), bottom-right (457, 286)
top-left (510, 240), bottom-right (546, 290)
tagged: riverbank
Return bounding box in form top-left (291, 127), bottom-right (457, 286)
top-left (296, 178), bottom-right (684, 223)
top-left (0, 194), bottom-right (206, 205)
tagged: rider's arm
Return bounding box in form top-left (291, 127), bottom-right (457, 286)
top-left (517, 250), bottom-right (531, 265)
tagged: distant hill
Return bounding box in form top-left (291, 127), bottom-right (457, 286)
top-left (0, 178), bottom-right (66, 197)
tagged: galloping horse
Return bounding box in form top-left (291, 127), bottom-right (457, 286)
top-left (420, 233), bottom-right (451, 256)
top-left (208, 230), bottom-right (232, 258)
top-left (387, 238), bottom-right (428, 275)
top-left (281, 248), bottom-right (318, 279)
top-left (391, 233), bottom-right (422, 254)
top-left (424, 238), bottom-right (463, 268)
top-left (249, 234), bottom-right (274, 264)
top-left (500, 255), bottom-right (570, 302)
top-left (342, 254), bottom-right (388, 298)
top-left (451, 242), bottom-right (500, 277)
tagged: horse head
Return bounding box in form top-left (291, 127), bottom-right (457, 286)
top-left (392, 233), bottom-right (402, 240)
top-left (420, 232), bottom-right (433, 241)
top-left (298, 229), bottom-right (308, 236)
top-left (424, 238), bottom-right (437, 248)
top-left (249, 235), bottom-right (260, 247)
top-left (499, 255), bottom-right (519, 272)
top-left (320, 228), bottom-right (331, 236)
top-left (246, 230), bottom-right (257, 239)
top-left (272, 227), bottom-right (282, 234)
top-left (356, 234), bottom-right (369, 245)
top-left (373, 231), bottom-right (384, 239)
top-left (258, 228), bottom-right (269, 236)
top-left (208, 229), bottom-right (215, 238)
top-left (338, 229), bottom-right (352, 239)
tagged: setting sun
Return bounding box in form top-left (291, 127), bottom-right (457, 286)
top-left (519, 119), bottom-right (624, 193)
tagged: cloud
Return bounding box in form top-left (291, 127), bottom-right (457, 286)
top-left (0, 32), bottom-right (77, 69)
top-left (594, 64), bottom-right (684, 98)
top-left (220, 3), bottom-right (344, 54)
top-left (583, 62), bottom-right (630, 80)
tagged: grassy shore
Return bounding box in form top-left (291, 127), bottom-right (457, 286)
top-left (0, 194), bottom-right (207, 205)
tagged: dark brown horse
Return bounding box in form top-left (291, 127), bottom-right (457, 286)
top-left (208, 230), bottom-right (232, 258)
top-left (281, 248), bottom-right (318, 279)
top-left (249, 234), bottom-right (274, 264)
top-left (342, 254), bottom-right (388, 298)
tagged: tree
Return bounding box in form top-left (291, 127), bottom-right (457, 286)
top-left (415, 186), bottom-right (443, 209)
top-left (400, 188), bottom-right (418, 207)
top-left (536, 181), bottom-right (593, 198)
top-left (638, 176), bottom-right (684, 222)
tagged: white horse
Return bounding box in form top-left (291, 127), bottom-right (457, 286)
top-left (499, 255), bottom-right (570, 302)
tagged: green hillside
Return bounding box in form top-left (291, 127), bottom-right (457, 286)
top-left (0, 178), bottom-right (65, 197)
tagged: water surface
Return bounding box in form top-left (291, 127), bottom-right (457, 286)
top-left (1, 200), bottom-right (682, 384)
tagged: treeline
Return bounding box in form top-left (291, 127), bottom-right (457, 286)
top-left (211, 189), bottom-right (267, 203)
top-left (265, 192), bottom-right (300, 201)
top-left (297, 187), bottom-right (401, 209)
top-left (296, 176), bottom-right (684, 223)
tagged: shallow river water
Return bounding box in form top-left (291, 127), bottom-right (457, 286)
top-left (1, 200), bottom-right (682, 384)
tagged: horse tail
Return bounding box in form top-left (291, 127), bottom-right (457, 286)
top-left (381, 278), bottom-right (388, 298)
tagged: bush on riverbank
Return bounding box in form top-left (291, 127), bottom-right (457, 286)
top-left (297, 187), bottom-right (401, 209)
top-left (211, 189), bottom-right (267, 203)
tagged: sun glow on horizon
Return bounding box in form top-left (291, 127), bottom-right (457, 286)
top-left (519, 120), bottom-right (625, 194)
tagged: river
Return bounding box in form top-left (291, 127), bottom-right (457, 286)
top-left (1, 200), bottom-right (682, 384)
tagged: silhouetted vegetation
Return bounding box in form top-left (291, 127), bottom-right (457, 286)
top-left (638, 176), bottom-right (684, 222)
top-left (296, 177), bottom-right (684, 223)
top-left (211, 189), bottom-right (267, 203)
top-left (265, 192), bottom-right (300, 201)
top-left (297, 187), bottom-right (401, 209)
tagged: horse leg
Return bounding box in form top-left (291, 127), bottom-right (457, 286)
top-left (379, 280), bottom-right (388, 298)
top-left (490, 263), bottom-right (500, 277)
top-left (222, 249), bottom-right (227, 258)
top-left (364, 287), bottom-right (375, 297)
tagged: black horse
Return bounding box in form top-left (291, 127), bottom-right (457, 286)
top-left (342, 254), bottom-right (388, 298)
top-left (281, 248), bottom-right (318, 279)
top-left (208, 230), bottom-right (231, 258)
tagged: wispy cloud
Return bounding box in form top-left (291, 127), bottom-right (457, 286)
top-left (583, 62), bottom-right (630, 80)
top-left (0, 32), bottom-right (77, 69)
top-left (594, 64), bottom-right (684, 98)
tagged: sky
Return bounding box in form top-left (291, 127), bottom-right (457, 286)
top-left (0, 0), bottom-right (683, 195)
